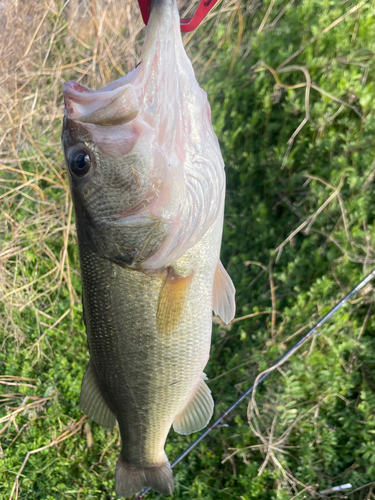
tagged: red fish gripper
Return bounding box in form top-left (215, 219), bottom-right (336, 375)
top-left (138, 0), bottom-right (220, 32)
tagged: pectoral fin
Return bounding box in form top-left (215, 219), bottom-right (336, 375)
top-left (80, 361), bottom-right (116, 429)
top-left (213, 260), bottom-right (236, 324)
top-left (173, 374), bottom-right (214, 435)
top-left (157, 268), bottom-right (193, 334)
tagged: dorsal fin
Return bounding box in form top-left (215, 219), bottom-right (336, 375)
top-left (213, 260), bottom-right (236, 324)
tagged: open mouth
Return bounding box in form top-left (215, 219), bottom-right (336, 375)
top-left (63, 78), bottom-right (139, 127)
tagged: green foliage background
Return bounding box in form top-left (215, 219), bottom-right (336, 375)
top-left (1, 0), bottom-right (374, 499)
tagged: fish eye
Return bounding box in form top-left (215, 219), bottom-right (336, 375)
top-left (68, 148), bottom-right (92, 178)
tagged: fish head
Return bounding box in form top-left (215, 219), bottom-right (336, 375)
top-left (62, 0), bottom-right (225, 270)
top-left (61, 76), bottom-right (171, 268)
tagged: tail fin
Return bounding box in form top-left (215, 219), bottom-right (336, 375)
top-left (115, 454), bottom-right (174, 497)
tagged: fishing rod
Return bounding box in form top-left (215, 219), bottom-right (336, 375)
top-left (134, 267), bottom-right (375, 500)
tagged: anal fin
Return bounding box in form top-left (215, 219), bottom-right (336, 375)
top-left (157, 268), bottom-right (193, 334)
top-left (213, 260), bottom-right (236, 324)
top-left (80, 361), bottom-right (116, 429)
top-left (173, 374), bottom-right (214, 435)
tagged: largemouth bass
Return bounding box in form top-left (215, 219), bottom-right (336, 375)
top-left (61, 0), bottom-right (235, 496)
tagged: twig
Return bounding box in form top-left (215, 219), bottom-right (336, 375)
top-left (257, 0), bottom-right (277, 34)
top-left (230, 310), bottom-right (274, 324)
top-left (268, 0), bottom-right (296, 28)
top-left (269, 259), bottom-right (277, 339)
top-left (19, 0), bottom-right (54, 62)
top-left (228, 0), bottom-right (243, 77)
top-left (350, 482), bottom-right (375, 495)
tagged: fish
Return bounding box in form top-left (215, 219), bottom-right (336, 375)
top-left (61, 0), bottom-right (235, 497)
